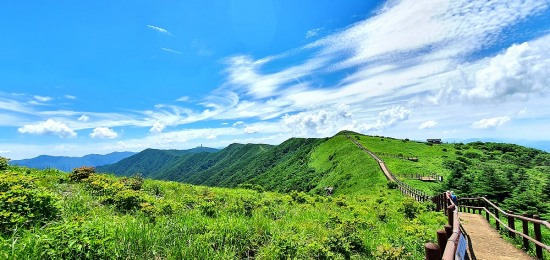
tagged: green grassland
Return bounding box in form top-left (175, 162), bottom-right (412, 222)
top-left (348, 132), bottom-right (550, 218)
top-left (0, 164), bottom-right (445, 259)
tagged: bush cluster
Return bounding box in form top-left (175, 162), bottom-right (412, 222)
top-left (71, 170), bottom-right (173, 220)
top-left (38, 219), bottom-right (112, 259)
top-left (69, 166), bottom-right (95, 182)
top-left (0, 173), bottom-right (60, 233)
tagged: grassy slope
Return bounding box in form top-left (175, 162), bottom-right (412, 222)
top-left (1, 166), bottom-right (446, 259)
top-left (351, 134), bottom-right (456, 194)
top-left (96, 147), bottom-right (218, 177)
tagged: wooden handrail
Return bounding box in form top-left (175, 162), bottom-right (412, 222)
top-left (441, 193), bottom-right (462, 260)
top-left (461, 206), bottom-right (550, 251)
top-left (459, 197), bottom-right (549, 258)
top-left (460, 197), bottom-right (550, 228)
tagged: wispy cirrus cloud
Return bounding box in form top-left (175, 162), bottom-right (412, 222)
top-left (419, 120), bottom-right (438, 129)
top-left (305, 28), bottom-right (322, 38)
top-left (33, 95), bottom-right (52, 102)
top-left (161, 48), bottom-right (182, 55)
top-left (147, 25), bottom-right (171, 35)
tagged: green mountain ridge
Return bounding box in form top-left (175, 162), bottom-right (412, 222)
top-left (99, 131), bottom-right (550, 217)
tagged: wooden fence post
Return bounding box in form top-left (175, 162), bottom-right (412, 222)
top-left (425, 243), bottom-right (440, 260)
top-left (507, 211), bottom-right (515, 238)
top-left (485, 205), bottom-right (489, 222)
top-left (437, 229), bottom-right (447, 257)
top-left (447, 206), bottom-right (454, 226)
top-left (522, 213), bottom-right (529, 250)
top-left (444, 225), bottom-right (452, 239)
top-left (533, 215), bottom-right (543, 260)
top-left (495, 208), bottom-right (500, 231)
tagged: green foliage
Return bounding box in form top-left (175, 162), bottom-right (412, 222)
top-left (1, 164), bottom-right (446, 259)
top-left (0, 173), bottom-right (59, 233)
top-left (387, 182), bottom-right (398, 189)
top-left (38, 219), bottom-right (112, 259)
top-left (237, 183), bottom-right (264, 192)
top-left (400, 198), bottom-right (422, 219)
top-left (119, 174), bottom-right (144, 191)
top-left (0, 157), bottom-right (9, 171)
top-left (69, 166), bottom-right (95, 182)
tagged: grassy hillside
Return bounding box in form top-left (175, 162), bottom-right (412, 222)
top-left (349, 132), bottom-right (550, 218)
top-left (0, 165), bottom-right (445, 259)
top-left (98, 134), bottom-right (396, 195)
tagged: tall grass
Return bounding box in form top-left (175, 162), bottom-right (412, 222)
top-left (1, 166), bottom-right (446, 259)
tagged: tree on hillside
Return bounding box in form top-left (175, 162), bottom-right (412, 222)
top-left (0, 157), bottom-right (9, 171)
top-left (504, 175), bottom-right (547, 215)
top-left (442, 159), bottom-right (473, 194)
top-left (472, 166), bottom-right (511, 202)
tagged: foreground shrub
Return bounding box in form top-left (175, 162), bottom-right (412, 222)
top-left (387, 182), bottom-right (398, 189)
top-left (237, 183), bottom-right (264, 192)
top-left (39, 219), bottom-right (112, 259)
top-left (400, 198), bottom-right (422, 219)
top-left (69, 166), bottom-right (95, 182)
top-left (0, 173), bottom-right (59, 233)
top-left (119, 174), bottom-right (144, 191)
top-left (103, 189), bottom-right (146, 212)
top-left (83, 174), bottom-right (123, 196)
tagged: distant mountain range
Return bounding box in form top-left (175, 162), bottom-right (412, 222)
top-left (446, 138), bottom-right (550, 152)
top-left (10, 151), bottom-right (137, 172)
top-left (96, 138), bottom-right (327, 192)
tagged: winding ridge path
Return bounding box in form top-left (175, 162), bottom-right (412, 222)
top-left (345, 133), bottom-right (537, 259)
top-left (346, 135), bottom-right (396, 182)
top-left (460, 213), bottom-right (533, 260)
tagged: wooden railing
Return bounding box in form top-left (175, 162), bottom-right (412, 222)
top-left (459, 197), bottom-right (549, 259)
top-left (345, 134), bottom-right (548, 259)
top-left (426, 192), bottom-right (465, 260)
top-left (404, 173), bottom-right (443, 182)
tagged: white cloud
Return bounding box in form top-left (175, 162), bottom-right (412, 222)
top-left (366, 106), bottom-right (411, 131)
top-left (518, 107), bottom-right (527, 116)
top-left (64, 95), bottom-right (76, 100)
top-left (419, 120), bottom-right (438, 129)
top-left (33, 95), bottom-right (52, 102)
top-left (305, 28), bottom-right (322, 38)
top-left (232, 121), bottom-right (244, 127)
top-left (224, 55), bottom-right (327, 98)
top-left (18, 119), bottom-right (76, 138)
top-left (282, 105), bottom-right (357, 136)
top-left (161, 48), bottom-right (182, 55)
top-left (147, 25), bottom-right (171, 35)
top-left (307, 0), bottom-right (548, 69)
top-left (90, 127), bottom-right (118, 139)
top-left (78, 115), bottom-right (90, 122)
top-left (0, 150), bottom-right (10, 154)
top-left (176, 96), bottom-right (189, 102)
top-left (243, 126), bottom-right (259, 134)
top-left (471, 116), bottom-right (511, 129)
top-left (150, 121), bottom-right (165, 134)
top-left (462, 39), bottom-right (550, 102)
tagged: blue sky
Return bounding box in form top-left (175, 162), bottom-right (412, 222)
top-left (1, 0), bottom-right (550, 159)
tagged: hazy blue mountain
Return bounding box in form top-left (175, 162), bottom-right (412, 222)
top-left (10, 152), bottom-right (137, 172)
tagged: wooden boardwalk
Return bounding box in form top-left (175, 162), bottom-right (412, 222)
top-left (459, 212), bottom-right (533, 260)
